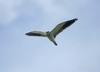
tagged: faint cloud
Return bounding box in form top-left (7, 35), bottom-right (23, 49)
top-left (0, 0), bottom-right (70, 25)
top-left (34, 0), bottom-right (67, 19)
top-left (0, 0), bottom-right (22, 25)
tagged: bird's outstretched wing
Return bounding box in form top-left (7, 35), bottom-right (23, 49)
top-left (51, 18), bottom-right (78, 38)
top-left (25, 31), bottom-right (47, 37)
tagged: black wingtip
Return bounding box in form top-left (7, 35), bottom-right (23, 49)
top-left (73, 18), bottom-right (78, 21)
top-left (25, 32), bottom-right (29, 35)
top-left (25, 32), bottom-right (33, 36)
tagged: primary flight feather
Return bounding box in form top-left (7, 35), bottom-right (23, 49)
top-left (25, 18), bottom-right (78, 46)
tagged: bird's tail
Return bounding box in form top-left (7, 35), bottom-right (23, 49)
top-left (52, 41), bottom-right (57, 46)
top-left (47, 34), bottom-right (57, 46)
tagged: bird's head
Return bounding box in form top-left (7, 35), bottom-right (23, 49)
top-left (46, 31), bottom-right (50, 35)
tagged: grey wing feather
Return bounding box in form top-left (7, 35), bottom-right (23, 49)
top-left (51, 18), bottom-right (77, 37)
top-left (26, 31), bottom-right (47, 37)
top-left (51, 23), bottom-right (65, 38)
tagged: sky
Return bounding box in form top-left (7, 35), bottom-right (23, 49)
top-left (0, 0), bottom-right (100, 72)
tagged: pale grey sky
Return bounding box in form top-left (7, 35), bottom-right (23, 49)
top-left (0, 0), bottom-right (100, 72)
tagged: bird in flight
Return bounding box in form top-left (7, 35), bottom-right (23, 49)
top-left (25, 18), bottom-right (78, 46)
